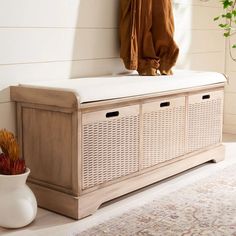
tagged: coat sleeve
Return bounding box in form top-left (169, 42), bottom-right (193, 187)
top-left (119, 0), bottom-right (138, 70)
top-left (152, 0), bottom-right (179, 75)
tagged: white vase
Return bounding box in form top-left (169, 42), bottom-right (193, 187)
top-left (0, 168), bottom-right (37, 228)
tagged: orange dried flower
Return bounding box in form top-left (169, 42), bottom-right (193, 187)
top-left (0, 129), bottom-right (25, 175)
top-left (0, 129), bottom-right (20, 161)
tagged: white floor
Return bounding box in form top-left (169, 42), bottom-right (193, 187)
top-left (1, 134), bottom-right (236, 236)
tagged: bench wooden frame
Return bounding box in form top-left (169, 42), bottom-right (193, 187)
top-left (11, 82), bottom-right (225, 219)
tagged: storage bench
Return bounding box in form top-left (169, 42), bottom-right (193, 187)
top-left (10, 70), bottom-right (226, 219)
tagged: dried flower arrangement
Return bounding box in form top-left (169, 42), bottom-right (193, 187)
top-left (0, 129), bottom-right (26, 175)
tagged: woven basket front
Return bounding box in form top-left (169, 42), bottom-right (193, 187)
top-left (188, 90), bottom-right (224, 152)
top-left (82, 105), bottom-right (140, 190)
top-left (142, 96), bottom-right (186, 169)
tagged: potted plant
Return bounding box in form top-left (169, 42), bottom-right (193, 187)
top-left (0, 129), bottom-right (37, 228)
top-left (214, 0), bottom-right (236, 61)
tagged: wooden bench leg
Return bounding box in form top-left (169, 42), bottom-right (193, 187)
top-left (211, 145), bottom-right (225, 163)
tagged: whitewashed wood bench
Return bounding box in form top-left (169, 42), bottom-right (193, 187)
top-left (10, 70), bottom-right (226, 219)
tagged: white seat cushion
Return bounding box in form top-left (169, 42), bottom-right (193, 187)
top-left (20, 70), bottom-right (226, 103)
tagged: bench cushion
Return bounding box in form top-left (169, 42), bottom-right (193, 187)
top-left (20, 70), bottom-right (226, 103)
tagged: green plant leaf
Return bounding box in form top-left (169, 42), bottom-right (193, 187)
top-left (215, 0), bottom-right (236, 59)
top-left (222, 0), bottom-right (233, 9)
top-left (226, 12), bottom-right (233, 19)
top-left (219, 23), bottom-right (228, 27)
top-left (224, 32), bottom-right (231, 37)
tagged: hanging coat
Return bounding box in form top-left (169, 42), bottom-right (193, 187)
top-left (119, 0), bottom-right (179, 76)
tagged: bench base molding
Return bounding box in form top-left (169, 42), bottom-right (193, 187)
top-left (29, 144), bottom-right (225, 219)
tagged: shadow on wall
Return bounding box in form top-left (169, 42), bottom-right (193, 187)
top-left (173, 2), bottom-right (192, 70)
top-left (173, 1), bottom-right (225, 73)
top-left (70, 0), bottom-right (128, 79)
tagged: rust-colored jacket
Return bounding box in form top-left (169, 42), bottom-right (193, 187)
top-left (119, 0), bottom-right (179, 76)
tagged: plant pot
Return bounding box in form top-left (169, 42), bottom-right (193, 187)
top-left (0, 168), bottom-right (37, 228)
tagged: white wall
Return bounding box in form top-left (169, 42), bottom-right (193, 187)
top-left (0, 0), bottom-right (225, 133)
top-left (223, 36), bottom-right (236, 133)
top-left (173, 0), bottom-right (225, 72)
